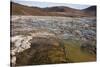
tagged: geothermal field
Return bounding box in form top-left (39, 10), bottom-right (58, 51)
top-left (11, 16), bottom-right (96, 66)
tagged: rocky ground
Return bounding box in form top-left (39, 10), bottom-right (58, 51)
top-left (11, 16), bottom-right (96, 66)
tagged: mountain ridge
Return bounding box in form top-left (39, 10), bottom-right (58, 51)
top-left (11, 2), bottom-right (96, 17)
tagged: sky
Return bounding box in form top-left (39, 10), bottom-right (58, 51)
top-left (11, 0), bottom-right (92, 9)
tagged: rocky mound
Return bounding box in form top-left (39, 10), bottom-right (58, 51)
top-left (11, 31), bottom-right (70, 66)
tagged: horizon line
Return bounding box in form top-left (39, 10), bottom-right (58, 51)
top-left (11, 0), bottom-right (93, 10)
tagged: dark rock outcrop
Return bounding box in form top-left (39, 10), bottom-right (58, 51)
top-left (80, 42), bottom-right (96, 54)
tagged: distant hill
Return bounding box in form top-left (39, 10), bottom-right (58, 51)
top-left (84, 6), bottom-right (96, 11)
top-left (11, 2), bottom-right (50, 16)
top-left (83, 6), bottom-right (96, 16)
top-left (11, 2), bottom-right (96, 17)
